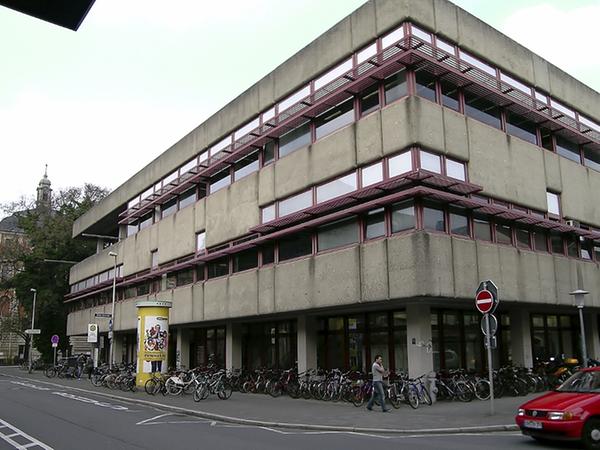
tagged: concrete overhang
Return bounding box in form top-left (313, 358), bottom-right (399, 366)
top-left (0, 0), bottom-right (95, 31)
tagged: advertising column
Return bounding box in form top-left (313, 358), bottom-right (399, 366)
top-left (135, 300), bottom-right (172, 388)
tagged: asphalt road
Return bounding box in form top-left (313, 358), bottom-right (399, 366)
top-left (0, 375), bottom-right (579, 450)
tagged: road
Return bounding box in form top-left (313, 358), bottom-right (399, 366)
top-left (0, 373), bottom-right (575, 450)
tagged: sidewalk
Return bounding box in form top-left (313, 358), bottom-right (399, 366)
top-left (0, 367), bottom-right (523, 434)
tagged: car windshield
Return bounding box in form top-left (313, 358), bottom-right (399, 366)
top-left (556, 371), bottom-right (600, 393)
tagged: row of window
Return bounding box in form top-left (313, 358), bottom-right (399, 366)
top-left (412, 70), bottom-right (600, 172)
top-left (261, 148), bottom-right (466, 223)
top-left (70, 265), bottom-right (123, 294)
top-left (124, 20), bottom-right (599, 221)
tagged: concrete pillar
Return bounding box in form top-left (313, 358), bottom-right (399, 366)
top-left (510, 309), bottom-right (533, 368)
top-left (176, 328), bottom-right (190, 369)
top-left (113, 334), bottom-right (124, 364)
top-left (406, 303), bottom-right (433, 378)
top-left (297, 315), bottom-right (317, 373)
top-left (584, 311), bottom-right (600, 362)
top-left (226, 323), bottom-right (242, 370)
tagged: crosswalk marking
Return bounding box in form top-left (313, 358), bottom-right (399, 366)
top-left (0, 418), bottom-right (54, 450)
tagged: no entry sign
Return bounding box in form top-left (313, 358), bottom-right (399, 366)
top-left (475, 280), bottom-right (499, 314)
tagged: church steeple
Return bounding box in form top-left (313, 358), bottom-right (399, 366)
top-left (36, 164), bottom-right (52, 208)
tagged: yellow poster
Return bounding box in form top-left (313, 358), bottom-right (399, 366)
top-left (135, 300), bottom-right (172, 387)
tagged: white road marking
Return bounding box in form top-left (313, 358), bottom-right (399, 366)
top-left (0, 418), bottom-right (54, 450)
top-left (136, 413), bottom-right (174, 425)
top-left (52, 392), bottom-right (129, 411)
top-left (10, 382), bottom-right (51, 391)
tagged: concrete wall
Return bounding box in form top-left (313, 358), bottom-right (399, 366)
top-left (70, 96), bottom-right (600, 285)
top-left (73, 0), bottom-right (600, 239)
top-left (67, 231), bottom-right (600, 335)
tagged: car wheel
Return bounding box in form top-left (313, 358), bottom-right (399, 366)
top-left (583, 418), bottom-right (600, 450)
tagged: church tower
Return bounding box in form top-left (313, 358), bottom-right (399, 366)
top-left (36, 164), bottom-right (52, 208)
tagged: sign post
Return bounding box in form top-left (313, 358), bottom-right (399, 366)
top-left (51, 335), bottom-right (59, 366)
top-left (476, 280), bottom-right (499, 416)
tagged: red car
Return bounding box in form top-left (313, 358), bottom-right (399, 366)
top-left (516, 367), bottom-right (600, 449)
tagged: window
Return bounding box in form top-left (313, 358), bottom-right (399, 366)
top-left (540, 128), bottom-right (553, 151)
top-left (361, 162), bottom-right (383, 187)
top-left (161, 197), bottom-right (177, 218)
top-left (580, 238), bottom-right (592, 260)
top-left (233, 249), bottom-right (258, 273)
top-left (449, 208), bottom-right (469, 236)
top-left (388, 151), bottom-right (412, 177)
top-left (419, 151), bottom-right (441, 173)
top-left (594, 242), bottom-right (600, 261)
top-left (279, 122), bottom-right (310, 158)
top-left (317, 217), bottom-right (359, 251)
top-left (360, 83), bottom-right (380, 116)
top-left (495, 223), bottom-right (512, 245)
top-left (209, 170), bottom-right (231, 193)
top-left (208, 257), bottom-right (229, 279)
top-left (176, 268), bottom-right (194, 286)
top-left (384, 70), bottom-right (407, 104)
top-left (234, 152), bottom-right (259, 181)
top-left (550, 233), bottom-right (564, 255)
top-left (440, 80), bottom-right (459, 111)
top-left (127, 223), bottom-right (138, 237)
top-left (261, 243), bottom-right (275, 265)
top-left (534, 231), bottom-right (548, 252)
top-left (196, 232), bottom-right (206, 252)
top-left (365, 208), bottom-right (385, 240)
top-left (556, 137), bottom-right (581, 163)
top-left (195, 264), bottom-right (205, 281)
top-left (315, 98), bottom-right (354, 140)
top-left (139, 212), bottom-right (153, 230)
top-left (178, 187), bottom-right (196, 210)
top-left (566, 236), bottom-right (578, 258)
top-left (415, 70), bottom-right (436, 102)
top-left (423, 204), bottom-right (445, 232)
top-left (316, 173), bottom-right (357, 203)
top-left (464, 91), bottom-right (501, 129)
top-left (261, 204), bottom-right (276, 223)
top-left (546, 192), bottom-right (560, 216)
top-left (516, 229), bottom-right (530, 249)
top-left (279, 190), bottom-right (312, 216)
top-left (391, 201), bottom-right (415, 233)
top-left (263, 141), bottom-right (276, 166)
top-left (278, 232), bottom-right (312, 262)
top-left (473, 214), bottom-right (491, 241)
top-left (445, 158), bottom-right (465, 181)
top-left (506, 112), bottom-right (537, 145)
top-left (151, 250), bottom-right (159, 269)
top-left (584, 145), bottom-right (600, 172)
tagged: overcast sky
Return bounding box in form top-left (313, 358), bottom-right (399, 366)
top-left (1, 0), bottom-right (599, 218)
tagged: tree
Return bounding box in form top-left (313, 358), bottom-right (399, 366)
top-left (0, 184), bottom-right (109, 361)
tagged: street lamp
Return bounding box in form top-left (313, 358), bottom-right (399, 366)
top-left (28, 288), bottom-right (37, 373)
top-left (108, 251), bottom-right (118, 370)
top-left (570, 289), bottom-right (590, 368)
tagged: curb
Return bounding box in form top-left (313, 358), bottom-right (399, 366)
top-left (1, 371), bottom-right (519, 435)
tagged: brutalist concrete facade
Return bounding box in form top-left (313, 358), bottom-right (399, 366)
top-left (66, 0), bottom-right (600, 375)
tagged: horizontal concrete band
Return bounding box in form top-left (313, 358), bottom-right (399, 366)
top-left (2, 372), bottom-right (518, 435)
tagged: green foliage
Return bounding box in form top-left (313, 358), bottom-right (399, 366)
top-left (0, 184), bottom-right (109, 361)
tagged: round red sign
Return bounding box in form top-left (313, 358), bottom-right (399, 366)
top-left (476, 290), bottom-right (494, 314)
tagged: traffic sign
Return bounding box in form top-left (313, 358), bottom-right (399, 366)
top-left (475, 280), bottom-right (499, 314)
top-left (25, 329), bottom-right (41, 335)
top-left (52, 343), bottom-right (58, 348)
top-left (51, 335), bottom-right (59, 345)
top-left (94, 313), bottom-right (112, 318)
top-left (481, 313), bottom-right (498, 336)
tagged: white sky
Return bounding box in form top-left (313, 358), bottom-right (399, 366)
top-left (1, 0), bottom-right (598, 218)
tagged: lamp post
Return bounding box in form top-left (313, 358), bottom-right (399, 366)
top-left (28, 288), bottom-right (37, 373)
top-left (108, 251), bottom-right (118, 370)
top-left (570, 289), bottom-right (589, 368)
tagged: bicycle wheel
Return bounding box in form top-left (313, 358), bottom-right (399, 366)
top-left (419, 386), bottom-right (432, 406)
top-left (388, 385), bottom-right (402, 409)
top-left (403, 385), bottom-right (419, 409)
top-left (287, 381), bottom-right (300, 399)
top-left (268, 382), bottom-right (283, 398)
top-left (217, 382), bottom-right (233, 400)
top-left (456, 381), bottom-right (474, 402)
top-left (166, 379), bottom-right (183, 396)
top-left (145, 378), bottom-right (157, 395)
top-left (45, 367), bottom-right (57, 378)
top-left (474, 379), bottom-right (490, 401)
top-left (193, 385), bottom-right (206, 402)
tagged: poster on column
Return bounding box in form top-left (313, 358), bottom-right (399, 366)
top-left (142, 315), bottom-right (168, 374)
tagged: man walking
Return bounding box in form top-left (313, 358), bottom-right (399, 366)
top-left (367, 354), bottom-right (390, 412)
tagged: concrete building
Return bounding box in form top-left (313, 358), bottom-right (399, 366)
top-left (66, 0), bottom-right (600, 376)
